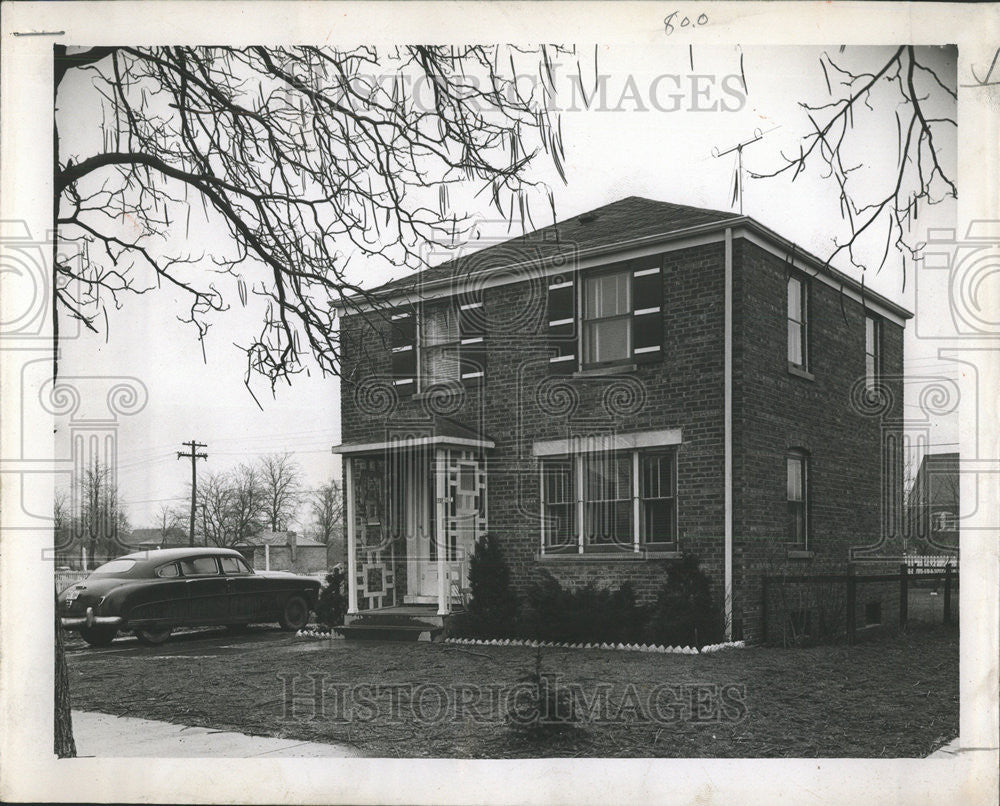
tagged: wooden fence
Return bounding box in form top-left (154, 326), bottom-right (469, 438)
top-left (761, 563), bottom-right (957, 646)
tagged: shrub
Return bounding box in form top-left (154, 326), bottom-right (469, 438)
top-left (522, 571), bottom-right (648, 644)
top-left (462, 533), bottom-right (518, 638)
top-left (315, 566), bottom-right (348, 629)
top-left (646, 554), bottom-right (724, 648)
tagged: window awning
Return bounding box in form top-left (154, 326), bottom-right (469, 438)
top-left (532, 428), bottom-right (682, 457)
top-left (332, 415), bottom-right (495, 455)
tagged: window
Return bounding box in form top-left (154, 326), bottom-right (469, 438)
top-left (540, 447), bottom-right (680, 554)
top-left (541, 459), bottom-right (576, 551)
top-left (155, 562), bottom-right (180, 578)
top-left (865, 315), bottom-right (881, 390)
top-left (419, 305), bottom-right (460, 387)
top-left (220, 556), bottom-right (252, 575)
top-left (583, 451), bottom-right (633, 547)
top-left (548, 257), bottom-right (662, 372)
top-left (91, 559), bottom-right (137, 575)
top-left (787, 450), bottom-right (809, 548)
top-left (641, 452), bottom-right (677, 543)
top-left (787, 275), bottom-right (808, 369)
top-left (180, 556), bottom-right (220, 576)
top-left (583, 270), bottom-right (632, 365)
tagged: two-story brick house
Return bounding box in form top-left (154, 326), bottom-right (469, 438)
top-left (332, 197), bottom-right (909, 642)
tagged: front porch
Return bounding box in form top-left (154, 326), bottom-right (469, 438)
top-left (338, 604), bottom-right (460, 641)
top-left (332, 422), bottom-right (492, 630)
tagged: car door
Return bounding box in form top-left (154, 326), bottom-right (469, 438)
top-left (123, 561), bottom-right (190, 627)
top-left (179, 555), bottom-right (228, 624)
top-left (220, 554), bottom-right (276, 623)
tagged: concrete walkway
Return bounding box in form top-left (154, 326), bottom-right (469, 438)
top-left (72, 711), bottom-right (363, 758)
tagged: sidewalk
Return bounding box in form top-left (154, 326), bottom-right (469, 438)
top-left (72, 711), bottom-right (363, 758)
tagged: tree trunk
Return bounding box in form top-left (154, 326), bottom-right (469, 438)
top-left (54, 591), bottom-right (76, 757)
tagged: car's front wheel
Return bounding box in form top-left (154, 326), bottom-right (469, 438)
top-left (278, 595), bottom-right (310, 631)
top-left (79, 625), bottom-right (118, 647)
top-left (135, 627), bottom-right (172, 646)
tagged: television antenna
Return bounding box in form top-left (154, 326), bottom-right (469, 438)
top-left (712, 126), bottom-right (778, 215)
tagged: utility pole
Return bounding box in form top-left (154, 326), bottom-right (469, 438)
top-left (177, 440), bottom-right (208, 547)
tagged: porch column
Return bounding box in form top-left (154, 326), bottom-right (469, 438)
top-left (345, 456), bottom-right (359, 615)
top-left (435, 447), bottom-right (450, 616)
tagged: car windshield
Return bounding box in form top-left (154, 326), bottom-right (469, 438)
top-left (91, 559), bottom-right (137, 575)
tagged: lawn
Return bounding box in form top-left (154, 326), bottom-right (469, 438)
top-left (65, 625), bottom-right (958, 758)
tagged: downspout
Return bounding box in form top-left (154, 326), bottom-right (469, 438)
top-left (724, 228), bottom-right (734, 640)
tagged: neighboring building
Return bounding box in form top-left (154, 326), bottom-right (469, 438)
top-left (908, 452), bottom-right (960, 552)
top-left (235, 530), bottom-right (330, 575)
top-left (332, 196), bottom-right (910, 642)
top-left (123, 527), bottom-right (190, 551)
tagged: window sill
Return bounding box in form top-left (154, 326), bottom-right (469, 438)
top-left (787, 363), bottom-right (814, 381)
top-left (535, 549), bottom-right (681, 563)
top-left (787, 549), bottom-right (814, 560)
top-left (573, 363), bottom-right (637, 378)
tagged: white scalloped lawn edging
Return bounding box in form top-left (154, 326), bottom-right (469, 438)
top-left (295, 628), bottom-right (346, 640)
top-left (444, 637), bottom-right (746, 654)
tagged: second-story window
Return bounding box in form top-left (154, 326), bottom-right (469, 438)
top-left (548, 255), bottom-right (662, 373)
top-left (583, 270), bottom-right (632, 365)
top-left (865, 315), bottom-right (881, 390)
top-left (420, 306), bottom-right (460, 387)
top-left (787, 275), bottom-right (809, 370)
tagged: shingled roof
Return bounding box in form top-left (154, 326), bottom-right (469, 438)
top-left (369, 196), bottom-right (738, 296)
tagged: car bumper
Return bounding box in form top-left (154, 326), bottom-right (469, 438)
top-left (60, 607), bottom-right (124, 629)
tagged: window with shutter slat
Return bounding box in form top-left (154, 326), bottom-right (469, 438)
top-left (459, 300), bottom-right (485, 380)
top-left (390, 310), bottom-right (416, 392)
top-left (631, 258), bottom-right (662, 362)
top-left (547, 275), bottom-right (576, 373)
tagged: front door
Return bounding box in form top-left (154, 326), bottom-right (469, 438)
top-left (398, 451), bottom-right (437, 603)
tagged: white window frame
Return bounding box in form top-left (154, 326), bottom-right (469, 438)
top-left (865, 314), bottom-right (881, 391)
top-left (787, 275), bottom-right (809, 371)
top-left (539, 447), bottom-right (679, 555)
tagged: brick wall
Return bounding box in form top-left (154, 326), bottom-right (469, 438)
top-left (339, 234), bottom-right (905, 641)
top-left (732, 240), bottom-right (905, 641)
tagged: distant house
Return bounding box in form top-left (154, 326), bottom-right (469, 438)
top-left (908, 452), bottom-right (959, 552)
top-left (124, 527), bottom-right (189, 551)
top-left (234, 530), bottom-right (331, 575)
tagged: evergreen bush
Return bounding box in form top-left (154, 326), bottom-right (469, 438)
top-left (646, 554), bottom-right (724, 647)
top-left (461, 532), bottom-right (518, 638)
top-left (315, 566), bottom-right (348, 629)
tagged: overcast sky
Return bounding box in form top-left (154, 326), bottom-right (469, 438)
top-left (56, 44), bottom-right (958, 528)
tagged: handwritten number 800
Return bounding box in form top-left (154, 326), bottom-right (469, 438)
top-left (664, 11), bottom-right (709, 35)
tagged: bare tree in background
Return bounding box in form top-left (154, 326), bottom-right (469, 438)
top-left (260, 453), bottom-right (304, 532)
top-left (310, 479), bottom-right (344, 545)
top-left (54, 45), bottom-right (575, 388)
top-left (196, 464), bottom-right (267, 546)
top-left (750, 46), bottom-right (956, 279)
top-left (155, 503), bottom-right (186, 542)
top-left (75, 460), bottom-right (130, 564)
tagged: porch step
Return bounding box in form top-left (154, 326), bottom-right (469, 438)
top-left (334, 623), bottom-right (442, 642)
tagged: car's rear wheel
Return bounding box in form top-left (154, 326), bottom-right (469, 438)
top-left (278, 595), bottom-right (310, 631)
top-left (135, 627), bottom-right (172, 646)
top-left (79, 625), bottom-right (118, 647)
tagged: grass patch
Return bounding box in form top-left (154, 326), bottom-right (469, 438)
top-left (65, 624), bottom-right (958, 758)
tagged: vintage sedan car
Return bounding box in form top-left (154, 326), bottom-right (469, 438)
top-left (59, 547), bottom-right (320, 646)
